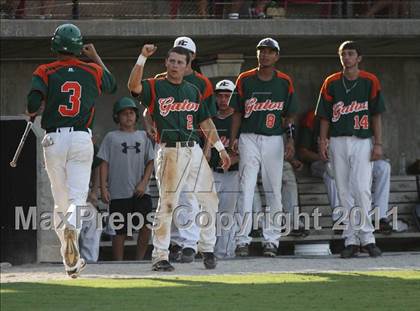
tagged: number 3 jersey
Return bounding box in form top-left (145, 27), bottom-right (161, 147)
top-left (315, 70), bottom-right (385, 138)
top-left (29, 58), bottom-right (117, 129)
top-left (229, 68), bottom-right (298, 136)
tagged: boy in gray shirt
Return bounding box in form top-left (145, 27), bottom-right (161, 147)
top-left (98, 97), bottom-right (154, 260)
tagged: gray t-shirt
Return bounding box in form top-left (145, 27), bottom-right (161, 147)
top-left (97, 130), bottom-right (154, 199)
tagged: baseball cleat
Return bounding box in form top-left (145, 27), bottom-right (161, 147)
top-left (202, 252), bottom-right (217, 269)
top-left (66, 258), bottom-right (86, 279)
top-left (64, 226), bottom-right (80, 268)
top-left (340, 245), bottom-right (359, 258)
top-left (363, 243), bottom-right (382, 257)
top-left (152, 260), bottom-right (175, 272)
top-left (169, 244), bottom-right (182, 262)
top-left (235, 244), bottom-right (249, 257)
top-left (377, 218), bottom-right (392, 235)
top-left (181, 247), bottom-right (196, 263)
top-left (263, 243), bottom-right (277, 257)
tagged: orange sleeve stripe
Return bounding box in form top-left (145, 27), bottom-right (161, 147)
top-left (359, 70), bottom-right (381, 100)
top-left (276, 71), bottom-right (294, 94)
top-left (301, 110), bottom-right (316, 129)
top-left (33, 65), bottom-right (48, 85)
top-left (78, 62), bottom-right (103, 95)
top-left (321, 72), bottom-right (341, 102)
top-left (236, 68), bottom-right (258, 97)
top-left (147, 79), bottom-right (157, 114)
top-left (195, 72), bottom-right (214, 100)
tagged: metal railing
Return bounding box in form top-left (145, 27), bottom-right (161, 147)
top-left (0, 0), bottom-right (417, 19)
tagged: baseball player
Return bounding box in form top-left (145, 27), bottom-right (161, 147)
top-left (127, 44), bottom-right (231, 271)
top-left (229, 38), bottom-right (298, 257)
top-left (315, 40), bottom-right (384, 258)
top-left (25, 23), bottom-right (117, 277)
top-left (98, 97), bottom-right (155, 261)
top-left (144, 37), bottom-right (217, 263)
top-left (210, 79), bottom-right (240, 258)
top-left (299, 109), bottom-right (392, 233)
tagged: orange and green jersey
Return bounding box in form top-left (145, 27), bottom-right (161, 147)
top-left (209, 113), bottom-right (239, 171)
top-left (229, 68), bottom-right (298, 135)
top-left (298, 110), bottom-right (320, 152)
top-left (28, 58), bottom-right (116, 130)
top-left (136, 77), bottom-right (211, 144)
top-left (155, 70), bottom-right (216, 117)
top-left (315, 70), bottom-right (385, 138)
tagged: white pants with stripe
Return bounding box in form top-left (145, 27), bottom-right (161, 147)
top-left (152, 144), bottom-right (218, 264)
top-left (213, 170), bottom-right (240, 259)
top-left (311, 159), bottom-right (391, 221)
top-left (329, 136), bottom-right (375, 247)
top-left (43, 128), bottom-right (93, 270)
top-left (236, 133), bottom-right (284, 247)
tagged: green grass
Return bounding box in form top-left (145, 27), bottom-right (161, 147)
top-left (1, 271), bottom-right (420, 311)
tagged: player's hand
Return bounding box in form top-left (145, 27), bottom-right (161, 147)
top-left (134, 181), bottom-right (146, 198)
top-left (219, 149), bottom-right (231, 172)
top-left (284, 140), bottom-right (295, 160)
top-left (230, 139), bottom-right (239, 153)
top-left (87, 190), bottom-right (98, 206)
top-left (100, 188), bottom-right (111, 204)
top-left (82, 44), bottom-right (99, 60)
top-left (371, 144), bottom-right (383, 161)
top-left (25, 110), bottom-right (37, 118)
top-left (141, 44), bottom-right (157, 58)
top-left (290, 159), bottom-right (303, 171)
top-left (146, 126), bottom-right (158, 142)
top-left (319, 139), bottom-right (329, 161)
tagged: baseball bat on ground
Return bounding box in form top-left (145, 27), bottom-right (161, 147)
top-left (9, 117), bottom-right (35, 168)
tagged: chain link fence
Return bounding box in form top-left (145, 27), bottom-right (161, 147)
top-left (1, 1), bottom-right (418, 19)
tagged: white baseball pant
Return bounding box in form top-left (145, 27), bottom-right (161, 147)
top-left (79, 202), bottom-right (102, 262)
top-left (152, 143), bottom-right (218, 264)
top-left (329, 136), bottom-right (375, 247)
top-left (170, 188), bottom-right (200, 251)
top-left (236, 133), bottom-right (284, 247)
top-left (213, 170), bottom-right (240, 259)
top-left (311, 159), bottom-right (391, 221)
top-left (43, 128), bottom-right (93, 270)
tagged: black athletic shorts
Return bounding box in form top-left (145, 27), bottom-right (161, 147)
top-left (109, 194), bottom-right (153, 235)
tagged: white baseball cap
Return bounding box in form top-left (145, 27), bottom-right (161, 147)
top-left (215, 79), bottom-right (235, 92)
top-left (173, 36), bottom-right (196, 54)
top-left (257, 37), bottom-right (280, 53)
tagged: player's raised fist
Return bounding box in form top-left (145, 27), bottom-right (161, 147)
top-left (82, 44), bottom-right (98, 59)
top-left (141, 44), bottom-right (157, 58)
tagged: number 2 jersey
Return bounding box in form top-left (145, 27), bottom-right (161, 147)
top-left (229, 68), bottom-right (298, 135)
top-left (28, 58), bottom-right (117, 129)
top-left (136, 77), bottom-right (211, 144)
top-left (315, 70), bottom-right (385, 138)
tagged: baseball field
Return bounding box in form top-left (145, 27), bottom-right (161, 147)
top-left (2, 270), bottom-right (420, 311)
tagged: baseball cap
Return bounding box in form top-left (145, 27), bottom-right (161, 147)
top-left (215, 79), bottom-right (235, 92)
top-left (256, 38), bottom-right (280, 53)
top-left (173, 36), bottom-right (196, 54)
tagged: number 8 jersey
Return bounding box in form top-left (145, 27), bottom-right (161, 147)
top-left (315, 70), bottom-right (385, 138)
top-left (29, 58), bottom-right (117, 129)
top-left (229, 68), bottom-right (298, 135)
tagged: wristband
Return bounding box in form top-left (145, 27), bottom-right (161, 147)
top-left (136, 54), bottom-right (147, 66)
top-left (214, 141), bottom-right (225, 152)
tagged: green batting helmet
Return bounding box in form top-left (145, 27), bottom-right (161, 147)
top-left (113, 97), bottom-right (139, 123)
top-left (51, 24), bottom-right (83, 55)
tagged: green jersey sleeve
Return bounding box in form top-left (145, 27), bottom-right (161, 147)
top-left (101, 69), bottom-right (117, 94)
top-left (315, 80), bottom-right (333, 120)
top-left (138, 79), bottom-right (154, 109)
